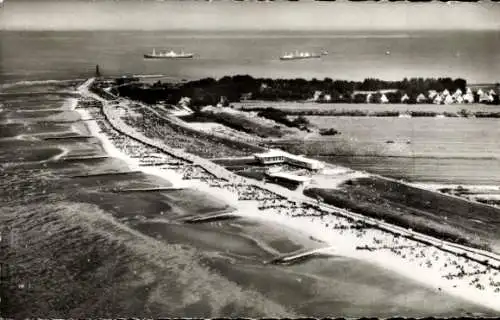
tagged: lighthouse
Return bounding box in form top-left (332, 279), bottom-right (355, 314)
top-left (95, 64), bottom-right (101, 78)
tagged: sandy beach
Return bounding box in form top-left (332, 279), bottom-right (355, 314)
top-left (77, 78), bottom-right (500, 314)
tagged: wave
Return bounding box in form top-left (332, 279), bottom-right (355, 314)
top-left (0, 78), bottom-right (86, 90)
top-left (132, 74), bottom-right (166, 79)
top-left (0, 76), bottom-right (166, 91)
top-left (0, 200), bottom-right (296, 318)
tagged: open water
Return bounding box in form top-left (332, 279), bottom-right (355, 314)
top-left (1, 30), bottom-right (500, 84)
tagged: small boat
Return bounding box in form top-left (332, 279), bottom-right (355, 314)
top-left (280, 51), bottom-right (322, 61)
top-left (144, 49), bottom-right (194, 59)
top-left (386, 140), bottom-right (395, 144)
top-left (385, 50), bottom-right (391, 55)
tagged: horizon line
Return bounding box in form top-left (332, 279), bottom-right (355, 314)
top-left (2, 27), bottom-right (500, 32)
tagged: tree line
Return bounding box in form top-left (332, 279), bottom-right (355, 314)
top-left (114, 75), bottom-right (499, 107)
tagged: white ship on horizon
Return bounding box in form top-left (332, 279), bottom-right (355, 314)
top-left (280, 50), bottom-right (328, 61)
top-left (144, 49), bottom-right (194, 59)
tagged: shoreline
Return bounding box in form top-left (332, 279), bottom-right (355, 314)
top-left (76, 80), bottom-right (239, 208)
top-left (74, 82), bottom-right (189, 189)
top-left (236, 208), bottom-right (500, 312)
top-left (77, 78), bottom-right (500, 314)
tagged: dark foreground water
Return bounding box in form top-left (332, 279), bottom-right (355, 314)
top-left (0, 82), bottom-right (497, 318)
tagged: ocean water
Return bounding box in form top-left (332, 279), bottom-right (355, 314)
top-left (1, 30), bottom-right (500, 84)
top-left (306, 116), bottom-right (500, 185)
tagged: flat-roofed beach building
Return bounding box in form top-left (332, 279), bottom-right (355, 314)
top-left (254, 149), bottom-right (286, 165)
top-left (254, 149), bottom-right (324, 171)
top-left (265, 171), bottom-right (312, 188)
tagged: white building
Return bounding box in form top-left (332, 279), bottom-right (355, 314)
top-left (463, 88), bottom-right (475, 103)
top-left (366, 93), bottom-right (372, 103)
top-left (416, 93), bottom-right (427, 103)
top-left (380, 94), bottom-right (389, 104)
top-left (452, 89), bottom-right (463, 101)
top-left (254, 149), bottom-right (285, 165)
top-left (454, 88), bottom-right (462, 95)
top-left (313, 91), bottom-right (323, 101)
top-left (178, 97), bottom-right (191, 107)
top-left (443, 94), bottom-right (454, 105)
top-left (479, 91), bottom-right (494, 103)
top-left (428, 90), bottom-right (438, 100)
top-left (433, 95), bottom-right (443, 104)
top-left (401, 94), bottom-right (410, 103)
top-left (266, 171), bottom-right (312, 187)
top-left (254, 149), bottom-right (324, 170)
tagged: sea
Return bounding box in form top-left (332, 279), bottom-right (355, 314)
top-left (2, 30), bottom-right (500, 84)
top-left (1, 30), bottom-right (499, 317)
top-left (308, 116), bottom-right (500, 185)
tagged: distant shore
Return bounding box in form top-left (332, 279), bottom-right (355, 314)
top-left (112, 75), bottom-right (499, 109)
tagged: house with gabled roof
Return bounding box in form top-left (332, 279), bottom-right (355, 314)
top-left (416, 93), bottom-right (427, 103)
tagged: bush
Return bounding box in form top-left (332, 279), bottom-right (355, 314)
top-left (319, 128), bottom-right (340, 136)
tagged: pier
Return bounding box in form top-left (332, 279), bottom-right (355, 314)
top-left (182, 210), bottom-right (238, 223)
top-left (112, 186), bottom-right (188, 193)
top-left (266, 247), bottom-right (336, 265)
top-left (138, 161), bottom-right (188, 167)
top-left (44, 135), bottom-right (95, 141)
top-left (60, 155), bottom-right (110, 162)
top-left (69, 171), bottom-right (143, 179)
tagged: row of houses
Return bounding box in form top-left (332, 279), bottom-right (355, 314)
top-left (312, 88), bottom-right (499, 104)
top-left (409, 88), bottom-right (498, 104)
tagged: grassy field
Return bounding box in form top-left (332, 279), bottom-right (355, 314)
top-left (235, 101), bottom-right (499, 114)
top-left (180, 110), bottom-right (285, 138)
top-left (123, 107), bottom-right (264, 159)
top-left (305, 177), bottom-right (500, 255)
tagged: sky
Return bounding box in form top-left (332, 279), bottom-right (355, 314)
top-left (1, 0), bottom-right (500, 31)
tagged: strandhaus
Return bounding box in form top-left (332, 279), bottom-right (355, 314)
top-left (254, 149), bottom-right (324, 171)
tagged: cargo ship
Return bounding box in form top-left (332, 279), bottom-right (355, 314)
top-left (144, 49), bottom-right (194, 59)
top-left (280, 50), bottom-right (328, 61)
